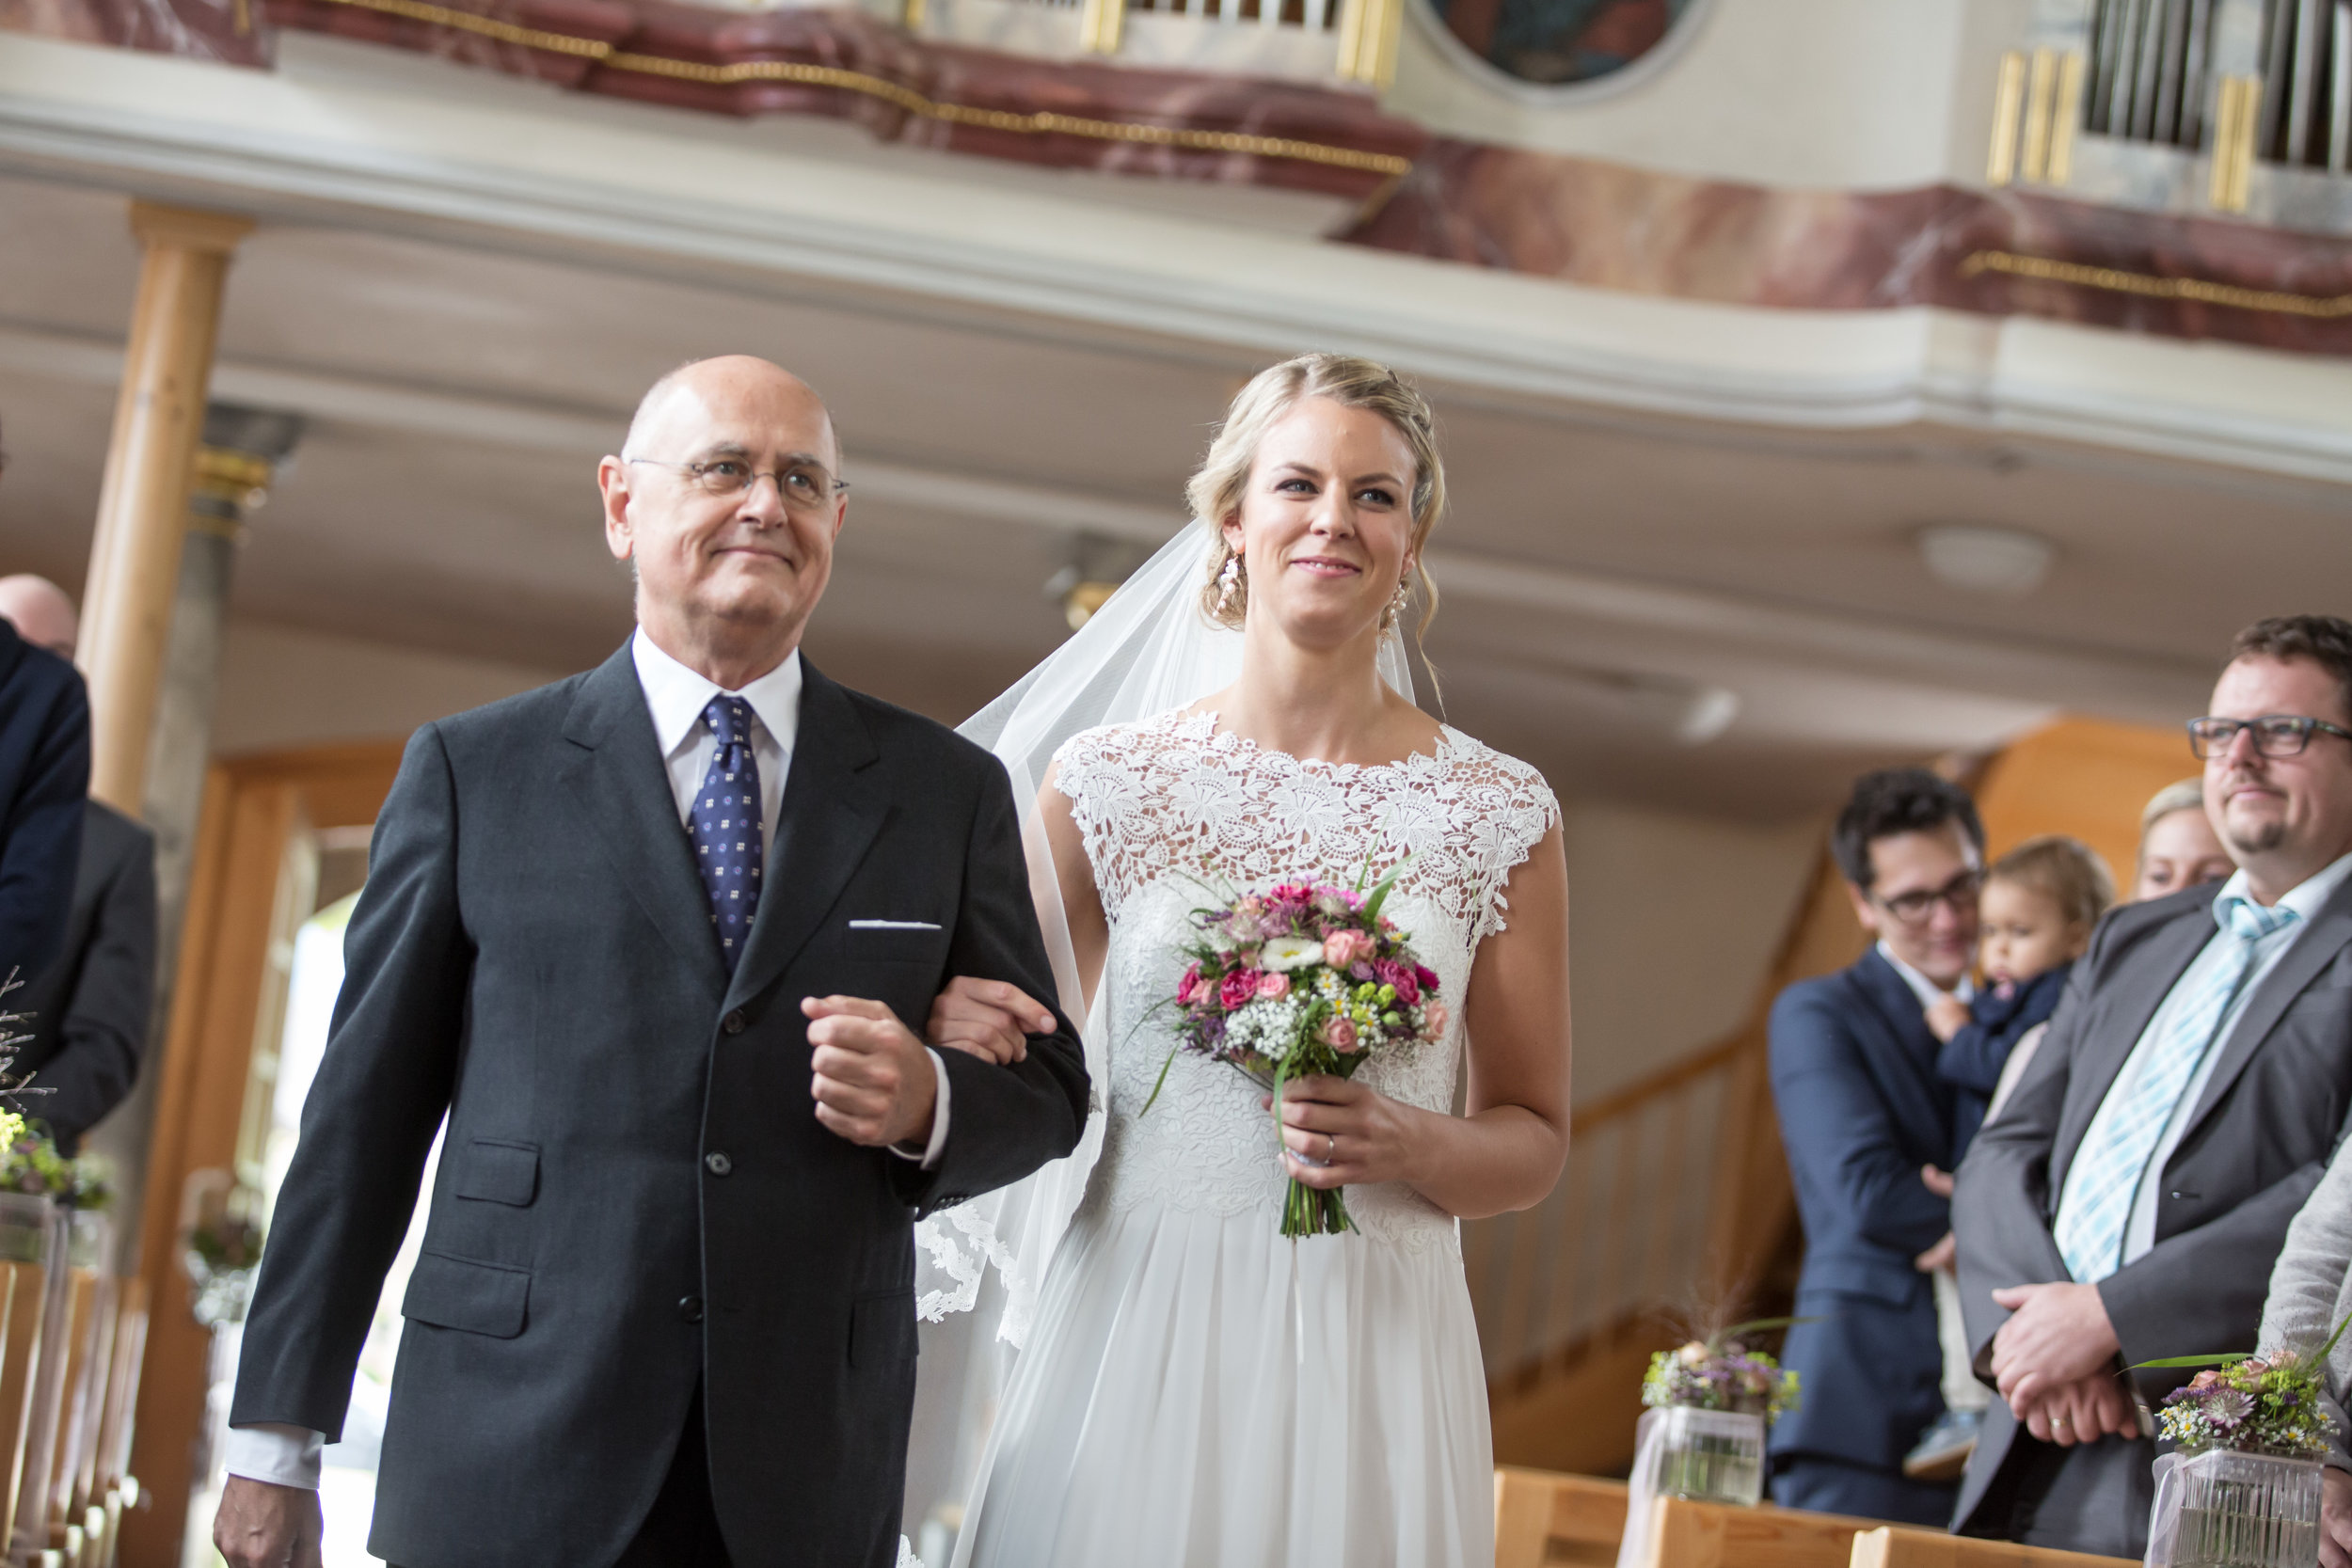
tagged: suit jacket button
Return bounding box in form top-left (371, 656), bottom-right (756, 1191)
top-left (722, 1010), bottom-right (746, 1036)
top-left (706, 1151), bottom-right (732, 1177)
top-left (678, 1295), bottom-right (705, 1323)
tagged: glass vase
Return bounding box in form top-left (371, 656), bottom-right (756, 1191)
top-left (2158, 1448), bottom-right (2324, 1568)
top-left (1650, 1405), bottom-right (1767, 1508)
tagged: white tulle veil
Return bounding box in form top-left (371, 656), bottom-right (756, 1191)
top-left (898, 516), bottom-right (1416, 1554)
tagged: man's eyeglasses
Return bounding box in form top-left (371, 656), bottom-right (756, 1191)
top-left (628, 455), bottom-right (849, 514)
top-left (2187, 714), bottom-right (2352, 760)
top-left (1870, 869), bottom-right (1982, 926)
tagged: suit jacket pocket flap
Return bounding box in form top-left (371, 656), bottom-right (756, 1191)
top-left (403, 1252), bottom-right (530, 1338)
top-left (453, 1140), bottom-right (538, 1207)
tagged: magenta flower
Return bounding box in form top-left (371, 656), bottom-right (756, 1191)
top-left (1219, 969), bottom-right (1261, 1011)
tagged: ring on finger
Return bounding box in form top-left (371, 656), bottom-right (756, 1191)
top-left (1324, 1132), bottom-right (1337, 1162)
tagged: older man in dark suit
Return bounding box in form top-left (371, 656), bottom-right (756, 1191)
top-left (215, 357), bottom-right (1089, 1568)
top-left (1953, 614), bottom-right (2352, 1559)
top-left (0, 577), bottom-right (156, 1152)
top-left (1769, 767), bottom-right (1983, 1523)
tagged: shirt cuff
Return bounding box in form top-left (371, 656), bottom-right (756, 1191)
top-left (887, 1048), bottom-right (950, 1171)
top-left (225, 1423), bottom-right (325, 1489)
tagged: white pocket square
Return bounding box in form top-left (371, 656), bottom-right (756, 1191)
top-left (848, 919), bottom-right (943, 931)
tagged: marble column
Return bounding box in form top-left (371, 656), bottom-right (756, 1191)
top-left (85, 405), bottom-right (302, 1277)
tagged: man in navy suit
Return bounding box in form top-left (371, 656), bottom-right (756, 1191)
top-left (0, 603), bottom-right (89, 984)
top-left (1769, 768), bottom-right (1983, 1523)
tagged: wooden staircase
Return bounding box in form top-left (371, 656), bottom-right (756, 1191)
top-left (1478, 716), bottom-right (2203, 1476)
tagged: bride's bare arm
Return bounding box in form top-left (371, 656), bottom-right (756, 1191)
top-left (1274, 823), bottom-right (1571, 1220)
top-left (927, 764), bottom-right (1109, 1062)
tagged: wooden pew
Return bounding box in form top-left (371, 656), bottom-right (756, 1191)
top-left (1848, 1527), bottom-right (2137, 1568)
top-left (1494, 1466), bottom-right (1629, 1566)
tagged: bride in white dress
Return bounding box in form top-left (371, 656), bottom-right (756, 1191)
top-left (916, 355), bottom-right (1571, 1568)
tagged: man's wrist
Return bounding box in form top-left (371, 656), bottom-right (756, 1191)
top-left (223, 1424), bottom-right (325, 1490)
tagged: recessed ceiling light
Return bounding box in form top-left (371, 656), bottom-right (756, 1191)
top-left (1916, 524), bottom-right (2056, 599)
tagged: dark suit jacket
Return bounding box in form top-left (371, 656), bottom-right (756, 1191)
top-left (1767, 948), bottom-right (1958, 1474)
top-left (230, 645), bottom-right (1091, 1568)
top-left (12, 800), bottom-right (154, 1152)
top-left (0, 620), bottom-right (88, 982)
top-left (1952, 879), bottom-right (2352, 1557)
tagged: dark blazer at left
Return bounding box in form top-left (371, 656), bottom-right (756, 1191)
top-left (230, 647), bottom-right (1090, 1568)
top-left (1768, 947), bottom-right (1957, 1474)
top-left (0, 620), bottom-right (88, 981)
top-left (13, 800), bottom-right (156, 1151)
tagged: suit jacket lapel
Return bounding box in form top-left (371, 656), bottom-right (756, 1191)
top-left (724, 660), bottom-right (886, 1014)
top-left (2177, 879), bottom-right (2352, 1147)
top-left (560, 642), bottom-right (727, 995)
top-left (1851, 949), bottom-right (1939, 1063)
top-left (2050, 906), bottom-right (2211, 1191)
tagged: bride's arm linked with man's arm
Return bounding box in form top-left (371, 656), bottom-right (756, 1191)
top-left (928, 772), bottom-right (1573, 1222)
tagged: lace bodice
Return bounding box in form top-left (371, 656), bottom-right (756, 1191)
top-left (1054, 710), bottom-right (1559, 1249)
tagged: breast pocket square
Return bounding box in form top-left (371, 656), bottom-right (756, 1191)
top-left (847, 920), bottom-right (943, 930)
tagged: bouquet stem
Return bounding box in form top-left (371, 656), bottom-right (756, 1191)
top-left (1281, 1177), bottom-right (1352, 1238)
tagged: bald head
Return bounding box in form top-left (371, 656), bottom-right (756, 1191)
top-left (622, 356), bottom-right (840, 473)
top-left (0, 576), bottom-right (76, 658)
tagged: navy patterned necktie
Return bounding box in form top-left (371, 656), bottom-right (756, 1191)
top-left (689, 695), bottom-right (763, 972)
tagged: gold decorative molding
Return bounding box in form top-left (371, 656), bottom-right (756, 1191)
top-left (1959, 249), bottom-right (2352, 319)
top-left (2046, 49), bottom-right (2083, 185)
top-left (1334, 0), bottom-right (1399, 88)
top-left (2021, 47), bottom-right (2058, 182)
top-left (1987, 49), bottom-right (2026, 186)
top-left (2209, 73), bottom-right (2261, 213)
top-left (298, 0), bottom-right (1414, 176)
top-left (1077, 0), bottom-right (1121, 55)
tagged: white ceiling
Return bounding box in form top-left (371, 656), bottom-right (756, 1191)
top-left (1, 154), bottom-right (2344, 820)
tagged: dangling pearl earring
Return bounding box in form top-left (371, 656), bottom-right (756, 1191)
top-left (1384, 568), bottom-right (1413, 629)
top-left (1216, 552), bottom-right (1244, 613)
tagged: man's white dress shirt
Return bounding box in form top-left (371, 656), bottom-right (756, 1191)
top-left (226, 631), bottom-right (949, 1489)
top-left (1878, 941), bottom-right (1976, 1010)
top-left (2054, 851), bottom-right (2352, 1270)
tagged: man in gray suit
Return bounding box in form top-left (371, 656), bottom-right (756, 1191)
top-left (1952, 614), bottom-right (2352, 1558)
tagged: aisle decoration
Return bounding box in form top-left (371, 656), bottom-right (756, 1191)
top-left (185, 1209), bottom-right (266, 1330)
top-left (1152, 865), bottom-right (1443, 1238)
top-left (2139, 1318), bottom-right (2346, 1568)
top-left (1616, 1322), bottom-right (1804, 1568)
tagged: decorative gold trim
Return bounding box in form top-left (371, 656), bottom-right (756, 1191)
top-left (304, 0), bottom-right (1413, 176)
top-left (1334, 0), bottom-right (1396, 87)
top-left (2047, 49), bottom-right (2084, 185)
top-left (1077, 0), bottom-right (1121, 55)
top-left (1987, 49), bottom-right (2026, 186)
top-left (1959, 249), bottom-right (2352, 319)
top-left (899, 0), bottom-right (923, 33)
top-left (2021, 46), bottom-right (2058, 182)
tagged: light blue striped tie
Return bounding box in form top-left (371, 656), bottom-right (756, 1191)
top-left (2053, 894), bottom-right (2300, 1284)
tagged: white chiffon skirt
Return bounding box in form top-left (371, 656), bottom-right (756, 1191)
top-left (951, 1196), bottom-right (1494, 1568)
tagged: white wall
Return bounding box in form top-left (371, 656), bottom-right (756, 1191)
top-left (1560, 797), bottom-right (1822, 1101)
top-left (211, 620), bottom-right (567, 756)
top-left (1389, 0), bottom-right (2034, 191)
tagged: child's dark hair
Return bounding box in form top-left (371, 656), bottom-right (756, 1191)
top-left (1988, 835), bottom-right (2115, 930)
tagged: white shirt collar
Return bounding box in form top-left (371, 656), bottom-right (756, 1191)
top-left (1877, 940), bottom-right (1976, 1007)
top-left (629, 627), bottom-right (803, 761)
top-left (2211, 847), bottom-right (2352, 927)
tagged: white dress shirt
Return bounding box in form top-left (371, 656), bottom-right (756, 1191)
top-left (227, 631), bottom-right (949, 1490)
top-left (2056, 850), bottom-right (2352, 1269)
top-left (1877, 941), bottom-right (1977, 1010)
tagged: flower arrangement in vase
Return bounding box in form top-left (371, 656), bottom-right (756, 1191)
top-left (1635, 1323), bottom-right (1803, 1509)
top-left (2139, 1316), bottom-right (2347, 1568)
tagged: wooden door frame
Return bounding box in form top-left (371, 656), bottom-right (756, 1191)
top-left (121, 741), bottom-right (403, 1568)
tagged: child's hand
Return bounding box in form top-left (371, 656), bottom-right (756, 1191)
top-left (1921, 1164), bottom-right (1956, 1198)
top-left (1915, 1231), bottom-right (1957, 1273)
top-left (1925, 993), bottom-right (1970, 1042)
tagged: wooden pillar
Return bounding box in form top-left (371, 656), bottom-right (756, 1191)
top-left (78, 203), bottom-right (252, 818)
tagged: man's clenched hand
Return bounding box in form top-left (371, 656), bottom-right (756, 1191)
top-left (804, 995), bottom-right (937, 1148)
top-left (215, 1476), bottom-right (324, 1568)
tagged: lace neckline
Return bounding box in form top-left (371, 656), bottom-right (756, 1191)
top-left (1168, 707), bottom-right (1463, 779)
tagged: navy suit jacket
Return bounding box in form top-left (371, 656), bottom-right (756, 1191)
top-left (1768, 947), bottom-right (1958, 1472)
top-left (0, 620), bottom-right (88, 982)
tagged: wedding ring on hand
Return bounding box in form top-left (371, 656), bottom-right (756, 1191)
top-left (1324, 1132), bottom-right (1337, 1163)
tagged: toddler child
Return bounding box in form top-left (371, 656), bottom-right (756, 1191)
top-left (1903, 834), bottom-right (2115, 1481)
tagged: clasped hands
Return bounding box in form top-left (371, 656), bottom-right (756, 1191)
top-left (1987, 1278), bottom-right (2137, 1448)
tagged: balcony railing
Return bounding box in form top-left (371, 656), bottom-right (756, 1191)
top-left (909, 0), bottom-right (1399, 87)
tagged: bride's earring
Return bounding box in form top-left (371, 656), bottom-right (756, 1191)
top-left (1217, 552), bottom-right (1245, 614)
top-left (1384, 569), bottom-right (1412, 629)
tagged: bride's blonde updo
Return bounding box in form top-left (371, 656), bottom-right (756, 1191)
top-left (1191, 354), bottom-right (1445, 638)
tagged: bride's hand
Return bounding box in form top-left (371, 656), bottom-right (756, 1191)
top-left (927, 976), bottom-right (1056, 1065)
top-left (1264, 1076), bottom-right (1422, 1189)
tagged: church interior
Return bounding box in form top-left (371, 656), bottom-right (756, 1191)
top-left (0, 0), bottom-right (2349, 1562)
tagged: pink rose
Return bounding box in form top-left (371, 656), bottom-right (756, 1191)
top-left (1413, 963), bottom-right (1439, 995)
top-left (1323, 929), bottom-right (1375, 970)
top-left (1373, 958), bottom-right (1419, 1006)
top-left (1257, 971), bottom-right (1291, 1001)
top-left (1422, 1003), bottom-right (1449, 1039)
top-left (1176, 962), bottom-right (1203, 1006)
top-left (1219, 969), bottom-right (1261, 1011)
top-left (1321, 1015), bottom-right (1359, 1053)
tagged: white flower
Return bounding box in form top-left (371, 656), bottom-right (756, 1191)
top-left (1262, 936), bottom-right (1326, 973)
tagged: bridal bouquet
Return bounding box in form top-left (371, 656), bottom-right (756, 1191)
top-left (1154, 868), bottom-right (1444, 1238)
